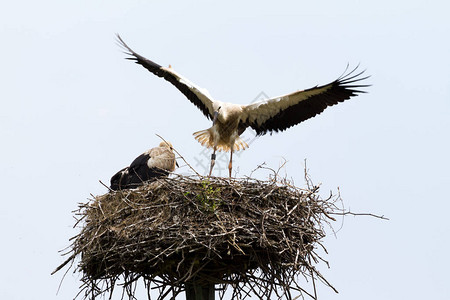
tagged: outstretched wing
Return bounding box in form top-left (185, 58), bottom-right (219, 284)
top-left (116, 34), bottom-right (215, 120)
top-left (241, 66), bottom-right (370, 135)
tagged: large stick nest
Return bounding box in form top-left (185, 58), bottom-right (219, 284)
top-left (58, 173), bottom-right (341, 299)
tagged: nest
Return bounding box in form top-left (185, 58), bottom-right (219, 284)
top-left (56, 173), bottom-right (341, 299)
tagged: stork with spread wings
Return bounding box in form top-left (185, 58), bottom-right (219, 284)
top-left (117, 35), bottom-right (370, 177)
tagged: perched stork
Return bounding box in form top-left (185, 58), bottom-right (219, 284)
top-left (110, 141), bottom-right (177, 190)
top-left (117, 35), bottom-right (369, 177)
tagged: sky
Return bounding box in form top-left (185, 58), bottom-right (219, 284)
top-left (1, 0), bottom-right (449, 299)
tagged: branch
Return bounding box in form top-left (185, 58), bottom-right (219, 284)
top-left (332, 211), bottom-right (389, 220)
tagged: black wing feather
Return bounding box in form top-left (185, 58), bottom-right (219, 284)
top-left (110, 167), bottom-right (128, 190)
top-left (129, 153), bottom-right (150, 170)
top-left (250, 66), bottom-right (370, 136)
top-left (110, 153), bottom-right (169, 190)
top-left (116, 35), bottom-right (212, 120)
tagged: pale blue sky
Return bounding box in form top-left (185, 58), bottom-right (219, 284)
top-left (1, 1), bottom-right (449, 299)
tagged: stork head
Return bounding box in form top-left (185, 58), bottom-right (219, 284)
top-left (159, 141), bottom-right (173, 148)
top-left (212, 106), bottom-right (221, 125)
top-left (158, 141), bottom-right (179, 168)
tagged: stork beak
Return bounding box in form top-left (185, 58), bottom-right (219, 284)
top-left (212, 111), bottom-right (219, 125)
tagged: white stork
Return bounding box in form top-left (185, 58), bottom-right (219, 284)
top-left (117, 35), bottom-right (369, 177)
top-left (110, 141), bottom-right (177, 190)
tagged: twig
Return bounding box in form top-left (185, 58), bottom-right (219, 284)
top-left (51, 253), bottom-right (77, 275)
top-left (332, 211), bottom-right (389, 220)
top-left (99, 180), bottom-right (113, 192)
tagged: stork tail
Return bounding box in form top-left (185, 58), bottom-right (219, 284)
top-left (233, 136), bottom-right (249, 151)
top-left (193, 129), bottom-right (249, 152)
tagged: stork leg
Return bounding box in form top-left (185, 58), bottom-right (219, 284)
top-left (209, 146), bottom-right (217, 176)
top-left (228, 148), bottom-right (233, 178)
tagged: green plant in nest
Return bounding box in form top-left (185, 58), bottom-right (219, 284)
top-left (196, 180), bottom-right (222, 212)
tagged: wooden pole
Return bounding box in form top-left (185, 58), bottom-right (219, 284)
top-left (185, 282), bottom-right (215, 300)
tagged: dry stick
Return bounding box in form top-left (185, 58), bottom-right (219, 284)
top-left (332, 211), bottom-right (389, 220)
top-left (308, 256), bottom-right (318, 300)
top-left (156, 133), bottom-right (202, 177)
top-left (99, 180), bottom-right (114, 192)
top-left (54, 254), bottom-right (76, 296)
top-left (51, 253), bottom-right (76, 275)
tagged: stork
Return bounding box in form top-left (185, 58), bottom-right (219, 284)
top-left (117, 35), bottom-right (369, 177)
top-left (110, 141), bottom-right (177, 190)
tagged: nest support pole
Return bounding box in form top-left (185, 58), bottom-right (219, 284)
top-left (185, 282), bottom-right (215, 300)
